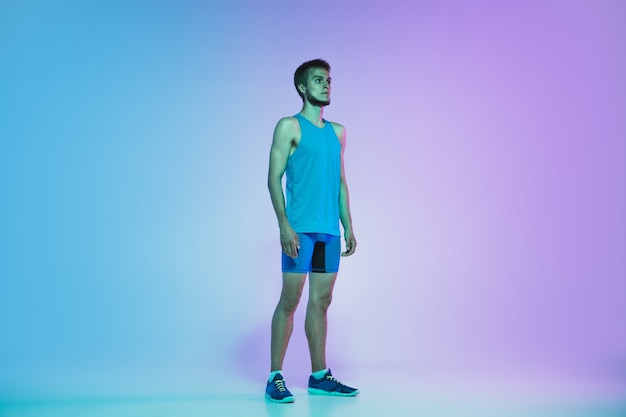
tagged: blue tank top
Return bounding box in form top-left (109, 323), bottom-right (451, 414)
top-left (285, 113), bottom-right (341, 236)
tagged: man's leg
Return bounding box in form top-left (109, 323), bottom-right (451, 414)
top-left (306, 271), bottom-right (359, 397)
top-left (270, 272), bottom-right (307, 371)
top-left (305, 272), bottom-right (337, 372)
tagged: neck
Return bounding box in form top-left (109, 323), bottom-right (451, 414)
top-left (300, 101), bottom-right (325, 126)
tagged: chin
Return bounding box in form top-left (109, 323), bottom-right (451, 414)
top-left (311, 98), bottom-right (330, 107)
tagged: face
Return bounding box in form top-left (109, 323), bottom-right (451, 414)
top-left (301, 68), bottom-right (332, 106)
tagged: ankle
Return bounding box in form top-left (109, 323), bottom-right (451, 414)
top-left (268, 370), bottom-right (284, 382)
top-left (311, 368), bottom-right (329, 379)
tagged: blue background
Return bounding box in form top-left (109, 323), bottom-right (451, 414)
top-left (1, 0), bottom-right (625, 401)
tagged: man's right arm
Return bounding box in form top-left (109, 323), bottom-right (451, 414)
top-left (268, 117), bottom-right (300, 258)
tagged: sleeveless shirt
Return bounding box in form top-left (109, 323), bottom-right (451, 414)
top-left (285, 113), bottom-right (341, 236)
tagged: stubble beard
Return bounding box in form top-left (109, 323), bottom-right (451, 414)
top-left (307, 93), bottom-right (330, 107)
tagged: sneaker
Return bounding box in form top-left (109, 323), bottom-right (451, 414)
top-left (308, 369), bottom-right (359, 396)
top-left (265, 373), bottom-right (295, 403)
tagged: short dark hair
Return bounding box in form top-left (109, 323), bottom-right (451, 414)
top-left (294, 59), bottom-right (331, 100)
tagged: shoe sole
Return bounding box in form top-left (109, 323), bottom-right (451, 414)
top-left (308, 387), bottom-right (360, 397)
top-left (265, 393), bottom-right (295, 403)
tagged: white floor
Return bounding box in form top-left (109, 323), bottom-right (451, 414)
top-left (2, 367), bottom-right (625, 417)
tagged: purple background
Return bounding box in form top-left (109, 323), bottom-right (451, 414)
top-left (1, 0), bottom-right (625, 399)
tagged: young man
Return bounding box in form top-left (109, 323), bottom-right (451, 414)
top-left (265, 59), bottom-right (359, 403)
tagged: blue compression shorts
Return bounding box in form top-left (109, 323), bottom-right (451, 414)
top-left (282, 233), bottom-right (341, 273)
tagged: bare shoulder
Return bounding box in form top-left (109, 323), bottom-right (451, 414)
top-left (330, 121), bottom-right (346, 144)
top-left (273, 116), bottom-right (300, 145)
top-left (275, 116), bottom-right (300, 133)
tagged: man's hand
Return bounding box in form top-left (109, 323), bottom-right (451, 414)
top-left (280, 223), bottom-right (300, 258)
top-left (341, 229), bottom-right (357, 257)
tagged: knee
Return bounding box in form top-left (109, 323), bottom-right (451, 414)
top-left (278, 293), bottom-right (301, 314)
top-left (310, 292), bottom-right (333, 311)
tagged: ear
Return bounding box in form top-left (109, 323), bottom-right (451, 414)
top-left (298, 84), bottom-right (306, 94)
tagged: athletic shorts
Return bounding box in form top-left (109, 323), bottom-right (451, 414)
top-left (282, 233), bottom-right (341, 273)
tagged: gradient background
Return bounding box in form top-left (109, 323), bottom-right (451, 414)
top-left (1, 0), bottom-right (625, 404)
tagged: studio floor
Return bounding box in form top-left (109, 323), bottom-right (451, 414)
top-left (2, 367), bottom-right (625, 417)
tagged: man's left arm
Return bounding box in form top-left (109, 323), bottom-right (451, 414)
top-left (333, 123), bottom-right (357, 257)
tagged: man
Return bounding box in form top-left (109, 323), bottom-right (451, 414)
top-left (265, 59), bottom-right (359, 403)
